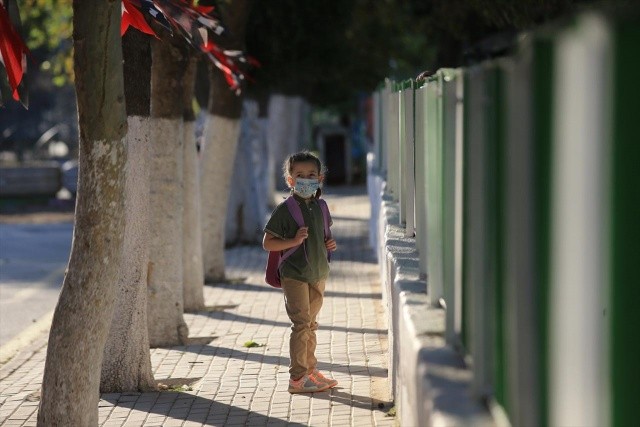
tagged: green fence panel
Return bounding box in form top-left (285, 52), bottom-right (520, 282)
top-left (380, 82), bottom-right (391, 177)
top-left (461, 69), bottom-right (471, 355)
top-left (549, 13), bottom-right (612, 427)
top-left (400, 80), bottom-right (416, 235)
top-left (484, 62), bottom-right (507, 419)
top-left (414, 83), bottom-right (429, 279)
top-left (462, 65), bottom-right (496, 398)
top-left (610, 12), bottom-right (640, 427)
top-left (453, 73), bottom-right (466, 345)
top-left (502, 53), bottom-right (531, 427)
top-left (398, 80), bottom-right (407, 224)
top-left (423, 69), bottom-right (461, 312)
top-left (386, 82), bottom-right (400, 202)
top-left (372, 90), bottom-right (383, 173)
top-left (497, 31), bottom-right (556, 427)
top-left (425, 75), bottom-right (445, 302)
top-left (440, 69), bottom-right (463, 346)
top-left (530, 32), bottom-right (554, 427)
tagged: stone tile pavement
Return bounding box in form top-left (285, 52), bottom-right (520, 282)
top-left (0, 185), bottom-right (396, 426)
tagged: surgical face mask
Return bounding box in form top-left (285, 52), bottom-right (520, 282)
top-left (293, 178), bottom-right (320, 198)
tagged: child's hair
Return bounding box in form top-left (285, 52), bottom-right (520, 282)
top-left (282, 151), bottom-right (325, 179)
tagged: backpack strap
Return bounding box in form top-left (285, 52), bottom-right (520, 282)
top-left (285, 195), bottom-right (305, 226)
top-left (279, 196), bottom-right (307, 267)
top-left (318, 198), bottom-right (333, 262)
top-left (317, 198), bottom-right (331, 239)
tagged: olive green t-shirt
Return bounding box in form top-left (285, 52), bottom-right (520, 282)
top-left (264, 195), bottom-right (331, 283)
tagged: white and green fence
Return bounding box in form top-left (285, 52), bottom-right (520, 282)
top-left (368, 9), bottom-right (639, 427)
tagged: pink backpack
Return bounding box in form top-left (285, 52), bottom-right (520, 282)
top-left (265, 196), bottom-right (332, 288)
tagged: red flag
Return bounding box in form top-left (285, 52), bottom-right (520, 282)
top-left (194, 6), bottom-right (215, 15)
top-left (0, 3), bottom-right (29, 102)
top-left (121, 0), bottom-right (157, 37)
top-left (121, 0), bottom-right (255, 92)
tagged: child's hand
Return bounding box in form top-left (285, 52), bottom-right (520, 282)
top-left (325, 238), bottom-right (337, 251)
top-left (293, 227), bottom-right (309, 245)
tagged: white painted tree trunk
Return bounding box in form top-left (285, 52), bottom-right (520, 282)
top-left (101, 116), bottom-right (155, 391)
top-left (266, 95), bottom-right (312, 200)
top-left (225, 100), bottom-right (270, 244)
top-left (182, 120), bottom-right (205, 311)
top-left (255, 116), bottom-right (270, 205)
top-left (147, 118), bottom-right (189, 346)
top-left (200, 114), bottom-right (240, 281)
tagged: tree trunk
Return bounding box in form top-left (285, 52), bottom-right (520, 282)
top-left (201, 114), bottom-right (240, 269)
top-left (100, 29), bottom-right (155, 393)
top-left (265, 95), bottom-right (311, 198)
top-left (225, 99), bottom-right (269, 244)
top-left (255, 94), bottom-right (271, 204)
top-left (147, 37), bottom-right (189, 347)
top-left (200, 0), bottom-right (252, 281)
top-left (182, 54), bottom-right (205, 312)
top-left (38, 2), bottom-right (126, 425)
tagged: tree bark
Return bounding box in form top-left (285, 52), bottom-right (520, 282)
top-left (100, 29), bottom-right (155, 393)
top-left (200, 0), bottom-right (252, 281)
top-left (38, 2), bottom-right (126, 425)
top-left (147, 36), bottom-right (189, 347)
top-left (182, 54), bottom-right (205, 311)
top-left (265, 95), bottom-right (311, 198)
top-left (225, 99), bottom-right (269, 244)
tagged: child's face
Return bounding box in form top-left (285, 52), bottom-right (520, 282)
top-left (287, 161), bottom-right (322, 188)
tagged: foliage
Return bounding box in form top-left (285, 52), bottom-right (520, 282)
top-left (16, 0), bottom-right (249, 88)
top-left (244, 0), bottom-right (605, 111)
top-left (386, 405), bottom-right (397, 417)
top-left (12, 0), bottom-right (609, 110)
top-left (467, 0), bottom-right (597, 28)
top-left (401, 0), bottom-right (605, 67)
top-left (245, 0), bottom-right (432, 110)
top-left (19, 0), bottom-right (73, 86)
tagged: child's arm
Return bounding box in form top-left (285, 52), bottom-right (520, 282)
top-left (263, 227), bottom-right (309, 252)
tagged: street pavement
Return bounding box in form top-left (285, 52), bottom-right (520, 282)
top-left (0, 221), bottom-right (72, 349)
top-left (0, 185), bottom-right (396, 427)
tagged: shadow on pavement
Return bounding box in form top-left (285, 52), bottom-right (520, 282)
top-left (206, 280), bottom-right (383, 300)
top-left (101, 392), bottom-right (306, 427)
top-left (193, 310), bottom-right (387, 337)
top-left (311, 388), bottom-right (393, 412)
top-left (160, 344), bottom-right (389, 379)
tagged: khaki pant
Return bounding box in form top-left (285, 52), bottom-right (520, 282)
top-left (280, 277), bottom-right (326, 379)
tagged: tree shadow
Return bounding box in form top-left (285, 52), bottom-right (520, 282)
top-left (205, 281), bottom-right (281, 293)
top-left (203, 280), bottom-right (383, 301)
top-left (191, 310), bottom-right (386, 336)
top-left (323, 289), bottom-right (382, 299)
top-left (159, 343), bottom-right (389, 379)
top-left (100, 376), bottom-right (392, 426)
top-left (100, 392), bottom-right (306, 427)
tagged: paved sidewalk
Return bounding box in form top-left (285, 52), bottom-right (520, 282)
top-left (0, 186), bottom-right (396, 427)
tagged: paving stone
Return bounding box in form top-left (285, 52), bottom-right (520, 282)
top-left (0, 186), bottom-right (394, 427)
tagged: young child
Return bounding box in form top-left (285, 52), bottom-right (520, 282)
top-left (263, 151), bottom-right (339, 393)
